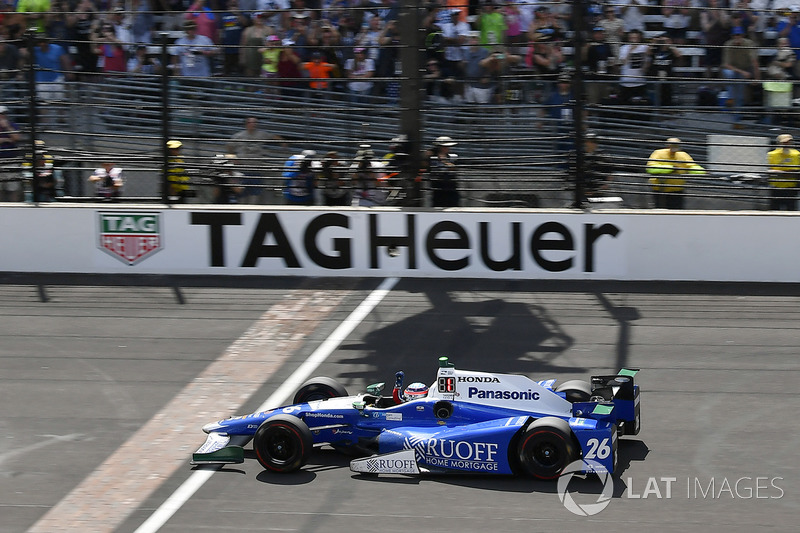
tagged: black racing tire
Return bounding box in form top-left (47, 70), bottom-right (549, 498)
top-left (517, 417), bottom-right (578, 480)
top-left (554, 379), bottom-right (592, 403)
top-left (253, 415), bottom-right (313, 473)
top-left (292, 377), bottom-right (348, 404)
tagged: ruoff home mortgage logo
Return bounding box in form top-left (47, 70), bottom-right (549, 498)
top-left (98, 212), bottom-right (163, 265)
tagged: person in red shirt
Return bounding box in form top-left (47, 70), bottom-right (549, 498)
top-left (302, 51), bottom-right (335, 96)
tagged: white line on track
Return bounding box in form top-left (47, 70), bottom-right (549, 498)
top-left (134, 276), bottom-right (399, 533)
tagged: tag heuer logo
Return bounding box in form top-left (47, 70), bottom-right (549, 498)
top-left (98, 212), bottom-right (163, 265)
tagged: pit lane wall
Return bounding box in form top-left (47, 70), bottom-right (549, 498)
top-left (2, 204), bottom-right (799, 282)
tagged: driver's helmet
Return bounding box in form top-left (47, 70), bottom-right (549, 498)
top-left (403, 382), bottom-right (429, 401)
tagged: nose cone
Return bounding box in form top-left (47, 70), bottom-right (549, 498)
top-left (202, 421), bottom-right (224, 434)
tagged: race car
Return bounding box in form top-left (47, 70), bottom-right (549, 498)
top-left (192, 357), bottom-right (641, 479)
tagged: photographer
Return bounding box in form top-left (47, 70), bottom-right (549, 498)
top-left (172, 20), bottom-right (216, 77)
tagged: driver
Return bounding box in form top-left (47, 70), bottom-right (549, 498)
top-left (403, 382), bottom-right (429, 401)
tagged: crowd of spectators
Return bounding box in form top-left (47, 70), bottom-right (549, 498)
top-left (1, 1), bottom-right (798, 105)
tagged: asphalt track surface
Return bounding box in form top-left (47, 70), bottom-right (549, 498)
top-left (2, 275), bottom-right (799, 533)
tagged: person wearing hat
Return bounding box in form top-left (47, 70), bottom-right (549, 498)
top-left (767, 133), bottom-right (800, 210)
top-left (721, 26), bottom-right (759, 128)
top-left (283, 151), bottom-right (316, 206)
top-left (166, 140), bottom-right (192, 203)
top-left (0, 105), bottom-right (21, 201)
top-left (569, 131), bottom-right (613, 202)
top-left (429, 136), bottom-right (460, 207)
top-left (172, 19), bottom-right (216, 77)
top-left (88, 161), bottom-right (124, 200)
top-left (646, 137), bottom-right (705, 209)
top-left (344, 47), bottom-right (376, 103)
top-left (584, 26), bottom-right (613, 104)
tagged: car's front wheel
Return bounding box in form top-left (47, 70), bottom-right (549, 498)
top-left (517, 417), bottom-right (577, 480)
top-left (253, 415), bottom-right (313, 473)
top-left (293, 377), bottom-right (348, 404)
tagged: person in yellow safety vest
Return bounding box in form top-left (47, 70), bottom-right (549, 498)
top-left (166, 140), bottom-right (191, 203)
top-left (646, 137), bottom-right (705, 209)
top-left (766, 133), bottom-right (800, 211)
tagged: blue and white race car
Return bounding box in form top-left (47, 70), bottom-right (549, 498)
top-left (193, 357), bottom-right (641, 479)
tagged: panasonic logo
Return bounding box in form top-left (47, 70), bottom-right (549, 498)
top-left (458, 376), bottom-right (500, 383)
top-left (467, 387), bottom-right (540, 400)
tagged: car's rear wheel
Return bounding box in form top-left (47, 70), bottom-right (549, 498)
top-left (517, 417), bottom-right (577, 480)
top-left (253, 415), bottom-right (313, 473)
top-left (555, 379), bottom-right (592, 403)
top-left (293, 377), bottom-right (348, 404)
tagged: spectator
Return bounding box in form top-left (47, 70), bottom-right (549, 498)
top-left (778, 7), bottom-right (800, 59)
top-left (109, 6), bottom-right (133, 50)
top-left (646, 137), bottom-right (705, 209)
top-left (543, 72), bottom-right (574, 165)
top-left (130, 0), bottom-right (155, 46)
top-left (661, 0), bottom-right (691, 45)
top-left (70, 0), bottom-right (99, 80)
top-left (650, 35), bottom-right (682, 106)
top-left (429, 135), bottom-right (459, 207)
top-left (240, 12), bottom-right (272, 78)
top-left (528, 30), bottom-right (564, 81)
top-left (184, 0), bottom-right (218, 43)
top-left (767, 37), bottom-right (796, 80)
top-left (227, 116), bottom-right (285, 204)
top-left (33, 33), bottom-right (72, 122)
top-left (617, 29), bottom-right (650, 104)
top-left (0, 105), bottom-right (21, 202)
top-left (344, 47), bottom-right (375, 102)
top-left (356, 15), bottom-right (384, 63)
top-left (462, 31), bottom-right (492, 104)
top-left (16, 0), bottom-right (50, 34)
top-left (375, 18), bottom-right (401, 98)
top-left (424, 57), bottom-right (455, 103)
top-left (766, 133), bottom-right (800, 210)
top-left (283, 151), bottom-right (316, 205)
top-left (503, 2), bottom-right (525, 49)
top-left (127, 45), bottom-right (161, 74)
top-left (219, 0), bottom-right (249, 77)
top-left (166, 140), bottom-right (192, 203)
top-left (479, 1), bottom-right (507, 49)
top-left (583, 26), bottom-right (613, 104)
top-left (598, 5), bottom-right (625, 59)
top-left (172, 19), bottom-right (216, 77)
top-left (440, 9), bottom-right (469, 80)
top-left (260, 34), bottom-right (282, 84)
top-left (303, 50), bottom-right (335, 95)
top-left (94, 21), bottom-right (127, 73)
top-left (285, 13), bottom-right (312, 60)
top-left (721, 26), bottom-right (759, 128)
top-left (700, 0), bottom-right (731, 76)
top-left (620, 0), bottom-right (647, 33)
top-left (88, 161), bottom-right (124, 200)
top-left (0, 26), bottom-right (21, 83)
top-left (277, 45), bottom-right (304, 96)
top-left (318, 150), bottom-right (350, 206)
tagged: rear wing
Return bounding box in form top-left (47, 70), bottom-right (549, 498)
top-left (573, 368), bottom-right (641, 436)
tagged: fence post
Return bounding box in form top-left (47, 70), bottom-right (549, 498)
top-left (398, 0), bottom-right (424, 207)
top-left (160, 32), bottom-right (171, 203)
top-left (25, 28), bottom-right (39, 203)
top-left (571, 0), bottom-right (587, 208)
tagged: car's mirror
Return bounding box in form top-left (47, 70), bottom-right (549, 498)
top-left (366, 382), bottom-right (385, 395)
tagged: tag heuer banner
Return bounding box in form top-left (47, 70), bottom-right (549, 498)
top-left (98, 212), bottom-right (163, 266)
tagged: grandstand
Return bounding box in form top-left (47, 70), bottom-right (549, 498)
top-left (1, 2), bottom-right (798, 209)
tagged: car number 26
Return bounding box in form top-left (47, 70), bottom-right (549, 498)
top-left (585, 438), bottom-right (611, 460)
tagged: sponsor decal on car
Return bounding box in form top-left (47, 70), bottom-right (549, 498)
top-left (385, 413), bottom-right (403, 421)
top-left (350, 449), bottom-right (420, 475)
top-left (304, 412), bottom-right (344, 419)
top-left (467, 387), bottom-right (540, 400)
top-left (405, 437), bottom-right (500, 472)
